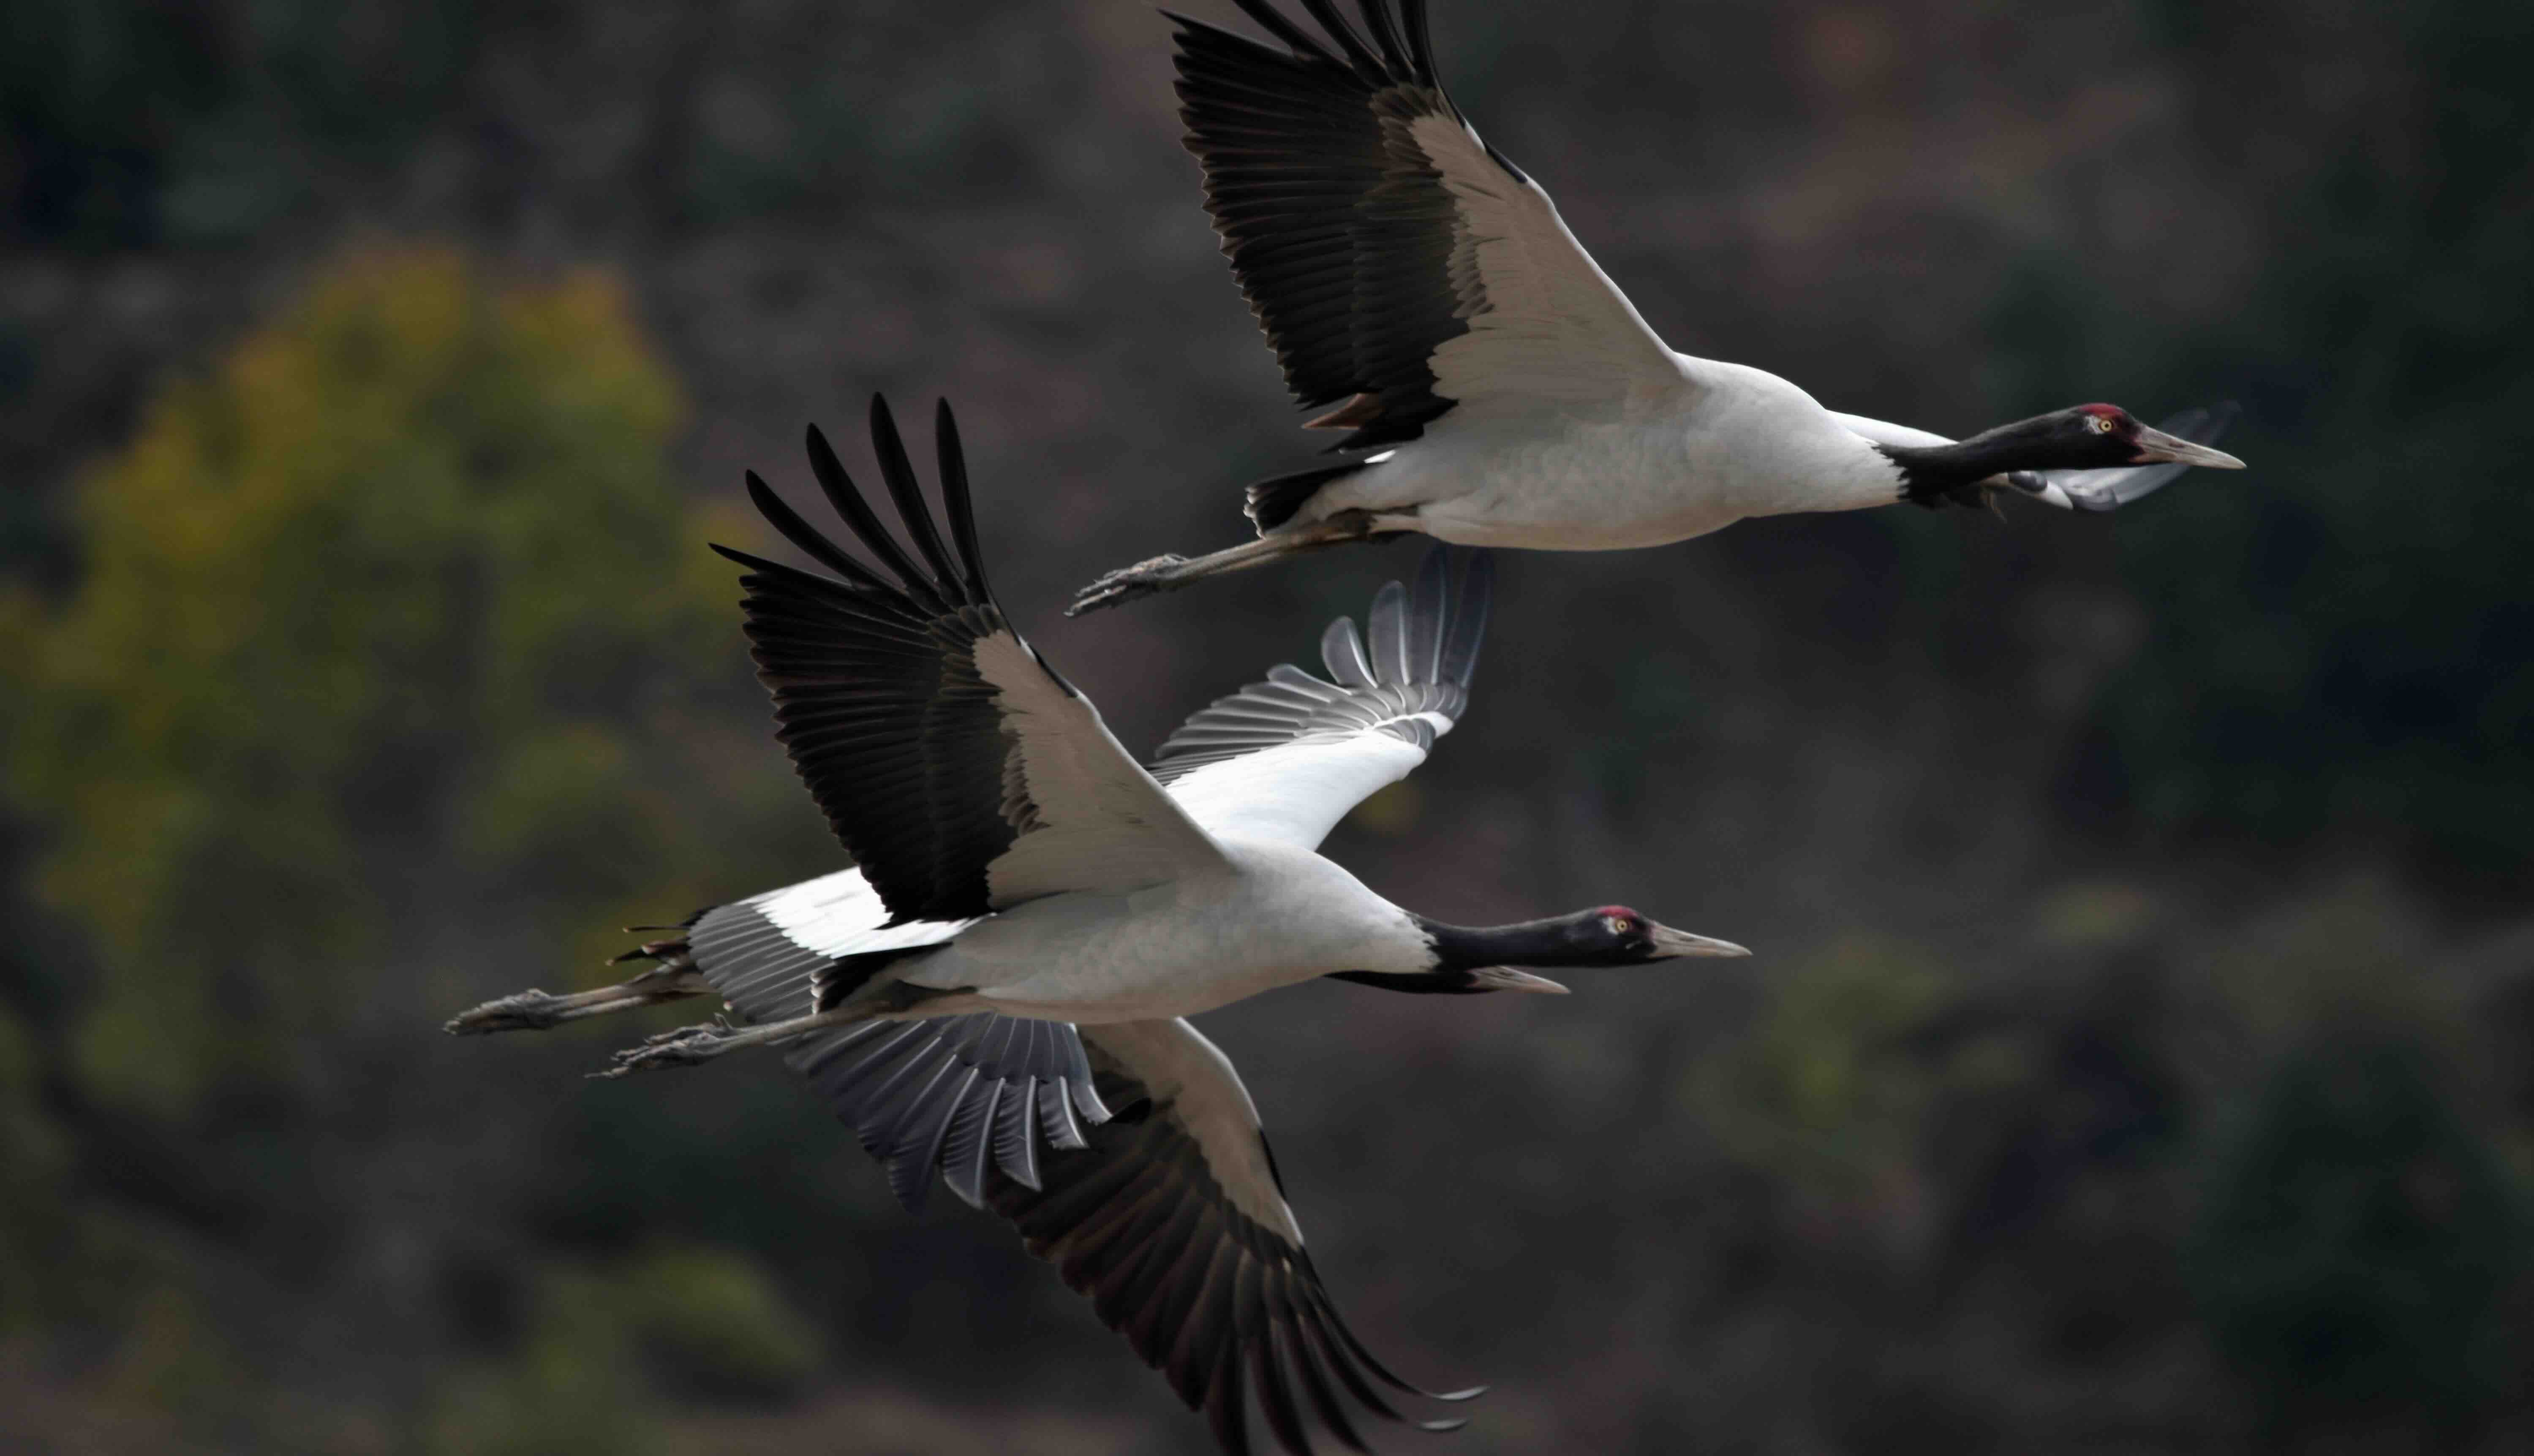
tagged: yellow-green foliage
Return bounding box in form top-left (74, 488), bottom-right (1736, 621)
top-left (0, 1008), bottom-right (68, 1334)
top-left (615, 1242), bottom-right (825, 1400)
top-left (1693, 935), bottom-right (1978, 1198)
top-left (427, 1266), bottom-right (664, 1456)
top-left (423, 1244), bottom-right (818, 1453)
top-left (2, 247), bottom-right (751, 1117)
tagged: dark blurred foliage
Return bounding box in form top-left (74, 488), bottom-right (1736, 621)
top-left (1, 0), bottom-right (2529, 1451)
top-left (2190, 1035), bottom-right (2521, 1447)
top-left (2049, 1), bottom-right (2534, 872)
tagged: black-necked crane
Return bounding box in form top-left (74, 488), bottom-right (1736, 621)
top-left (449, 396), bottom-right (1746, 1453)
top-left (1067, 0), bottom-right (2243, 614)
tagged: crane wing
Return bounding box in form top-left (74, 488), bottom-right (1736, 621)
top-left (684, 867), bottom-right (1111, 1212)
top-left (1154, 548), bottom-right (1490, 850)
top-left (1176, 0), bottom-right (1687, 454)
top-left (680, 907), bottom-right (1481, 1452)
top-left (715, 397), bottom-right (1232, 924)
top-left (993, 1017), bottom-right (1481, 1453)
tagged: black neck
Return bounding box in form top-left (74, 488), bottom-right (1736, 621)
top-left (1878, 437), bottom-right (2028, 506)
top-left (1328, 910), bottom-right (1641, 994)
top-left (1413, 912), bottom-right (1603, 971)
top-left (1877, 409), bottom-right (2130, 506)
top-left (1326, 968), bottom-right (1492, 996)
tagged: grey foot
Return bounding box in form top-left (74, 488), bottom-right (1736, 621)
top-left (446, 989), bottom-right (585, 1035)
top-left (594, 1021), bottom-right (738, 1078)
top-left (444, 965), bottom-right (705, 1035)
top-left (1067, 554), bottom-right (1189, 616)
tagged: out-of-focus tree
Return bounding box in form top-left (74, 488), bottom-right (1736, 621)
top-left (0, 243), bottom-right (840, 1442)
top-left (2033, 0), bottom-right (2534, 871)
top-left (2188, 1035), bottom-right (2524, 1446)
top-left (0, 244), bottom-right (752, 1114)
top-left (1693, 936), bottom-right (1972, 1204)
top-left (0, 1), bottom-right (474, 252)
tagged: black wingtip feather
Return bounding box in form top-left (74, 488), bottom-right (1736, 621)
top-left (1353, 0), bottom-right (1413, 76)
top-left (1326, 1295), bottom-right (1476, 1404)
top-left (1253, 1318), bottom-right (1315, 1456)
top-left (1208, 1346), bottom-right (1255, 1456)
top-left (1280, 1296), bottom-right (1372, 1453)
top-left (739, 472), bottom-right (890, 593)
top-left (868, 395), bottom-right (969, 606)
top-left (1296, 1301), bottom-right (1407, 1423)
top-left (1225, 0), bottom-right (1342, 65)
top-left (1399, 0), bottom-right (1437, 85)
top-left (803, 420), bottom-right (945, 611)
top-left (730, 400), bottom-right (1051, 924)
top-left (931, 398), bottom-right (994, 606)
top-left (1294, 0), bottom-right (1386, 79)
top-left (976, 1042), bottom-right (1485, 1456)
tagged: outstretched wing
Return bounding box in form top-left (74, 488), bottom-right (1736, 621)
top-left (715, 396), bottom-right (1231, 924)
top-left (685, 868), bottom-right (1111, 1213)
top-left (993, 1018), bottom-right (1480, 1454)
top-left (1176, 0), bottom-right (1685, 454)
top-left (683, 897), bottom-right (1480, 1453)
top-left (1153, 547), bottom-right (1491, 850)
top-left (2030, 403), bottom-right (2241, 512)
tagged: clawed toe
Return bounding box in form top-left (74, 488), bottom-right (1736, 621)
top-left (444, 989), bottom-right (571, 1035)
top-left (1067, 555), bottom-right (1189, 616)
top-left (596, 1025), bottom-right (730, 1078)
top-left (446, 964), bottom-right (709, 1037)
top-left (640, 1018), bottom-right (725, 1047)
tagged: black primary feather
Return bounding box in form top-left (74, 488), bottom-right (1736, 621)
top-left (987, 1047), bottom-right (1478, 1455)
top-left (1175, 0), bottom-right (1521, 454)
top-left (710, 398), bottom-right (1047, 924)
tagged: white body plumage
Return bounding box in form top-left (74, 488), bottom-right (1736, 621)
top-left (1314, 360), bottom-right (1911, 550)
top-left (905, 839), bottom-right (1431, 1021)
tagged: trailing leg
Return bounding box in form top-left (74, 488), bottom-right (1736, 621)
top-left (1067, 511), bottom-right (1399, 615)
top-left (597, 1002), bottom-right (878, 1076)
top-left (445, 938), bottom-right (707, 1035)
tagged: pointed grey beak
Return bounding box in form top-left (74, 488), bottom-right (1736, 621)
top-left (1649, 924), bottom-right (1751, 959)
top-left (1467, 966), bottom-right (1571, 994)
top-left (2131, 425), bottom-right (2245, 470)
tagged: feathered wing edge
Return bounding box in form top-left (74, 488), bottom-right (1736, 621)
top-left (1171, 0), bottom-right (1493, 454)
top-left (1150, 546), bottom-right (1494, 782)
top-left (989, 1020), bottom-right (1484, 1456)
top-left (644, 884), bottom-right (1106, 1212)
top-left (705, 396), bottom-right (1035, 925)
top-left (638, 904), bottom-right (1483, 1454)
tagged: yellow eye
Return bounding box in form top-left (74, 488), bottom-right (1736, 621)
top-left (2088, 414), bottom-right (2116, 434)
top-left (1603, 915), bottom-right (1632, 935)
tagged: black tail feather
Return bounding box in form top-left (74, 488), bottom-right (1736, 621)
top-left (1244, 461), bottom-right (1366, 531)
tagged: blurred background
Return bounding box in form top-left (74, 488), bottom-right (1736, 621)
top-left (3, 0), bottom-right (2529, 1451)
